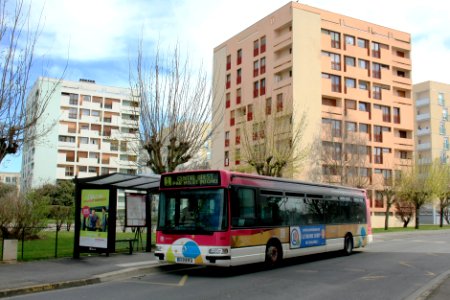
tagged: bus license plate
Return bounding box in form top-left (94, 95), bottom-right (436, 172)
top-left (176, 257), bottom-right (194, 264)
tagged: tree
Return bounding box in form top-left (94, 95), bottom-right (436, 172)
top-left (396, 162), bottom-right (434, 229)
top-left (239, 107), bottom-right (310, 177)
top-left (394, 200), bottom-right (414, 228)
top-left (130, 43), bottom-right (219, 174)
top-left (379, 185), bottom-right (397, 230)
top-left (0, 0), bottom-right (63, 165)
top-left (317, 115), bottom-right (371, 189)
top-left (428, 160), bottom-right (450, 227)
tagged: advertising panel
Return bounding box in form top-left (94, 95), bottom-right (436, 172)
top-left (290, 225), bottom-right (326, 249)
top-left (79, 189), bottom-right (109, 249)
top-left (126, 193), bottom-right (146, 227)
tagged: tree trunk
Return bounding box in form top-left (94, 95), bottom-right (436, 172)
top-left (384, 204), bottom-right (391, 230)
top-left (439, 205), bottom-right (444, 228)
top-left (415, 206), bottom-right (420, 229)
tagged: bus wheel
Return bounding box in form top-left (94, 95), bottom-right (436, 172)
top-left (265, 241), bottom-right (282, 267)
top-left (343, 234), bottom-right (353, 256)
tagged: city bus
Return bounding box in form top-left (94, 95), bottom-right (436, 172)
top-left (154, 170), bottom-right (372, 267)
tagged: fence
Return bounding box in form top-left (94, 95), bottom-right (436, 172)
top-left (0, 226), bottom-right (150, 262)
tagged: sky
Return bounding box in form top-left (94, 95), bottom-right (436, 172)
top-left (1, 0), bottom-right (449, 172)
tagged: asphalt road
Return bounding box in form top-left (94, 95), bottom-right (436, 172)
top-left (9, 230), bottom-right (450, 300)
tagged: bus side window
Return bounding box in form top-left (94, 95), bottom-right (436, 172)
top-left (232, 188), bottom-right (256, 227)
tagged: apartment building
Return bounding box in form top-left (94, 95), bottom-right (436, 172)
top-left (211, 2), bottom-right (414, 227)
top-left (21, 78), bottom-right (140, 191)
top-left (414, 81), bottom-right (450, 165)
top-left (0, 172), bottom-right (20, 191)
top-left (414, 81), bottom-right (449, 225)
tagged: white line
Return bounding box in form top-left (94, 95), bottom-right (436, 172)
top-left (116, 261), bottom-right (160, 268)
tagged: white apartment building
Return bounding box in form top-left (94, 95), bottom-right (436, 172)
top-left (21, 78), bottom-right (140, 191)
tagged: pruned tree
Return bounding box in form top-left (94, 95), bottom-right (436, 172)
top-left (396, 162), bottom-right (434, 229)
top-left (428, 160), bottom-right (450, 227)
top-left (0, 0), bottom-right (64, 165)
top-left (379, 185), bottom-right (397, 230)
top-left (130, 43), bottom-right (218, 174)
top-left (239, 105), bottom-right (310, 177)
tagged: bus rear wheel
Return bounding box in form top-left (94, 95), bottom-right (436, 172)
top-left (343, 234), bottom-right (353, 255)
top-left (265, 241), bottom-right (282, 267)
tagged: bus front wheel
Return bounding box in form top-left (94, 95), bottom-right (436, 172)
top-left (265, 241), bottom-right (282, 267)
top-left (343, 234), bottom-right (353, 255)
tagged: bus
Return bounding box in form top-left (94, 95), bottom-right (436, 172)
top-left (154, 170), bottom-right (372, 267)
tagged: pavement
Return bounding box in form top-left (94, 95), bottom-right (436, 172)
top-left (0, 251), bottom-right (449, 299)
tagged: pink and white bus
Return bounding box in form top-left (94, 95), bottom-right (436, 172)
top-left (154, 170), bottom-right (372, 267)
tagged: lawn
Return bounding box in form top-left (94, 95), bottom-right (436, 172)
top-left (1, 230), bottom-right (153, 261)
top-left (372, 224), bottom-right (450, 233)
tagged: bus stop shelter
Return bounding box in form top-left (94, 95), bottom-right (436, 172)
top-left (73, 173), bottom-right (160, 258)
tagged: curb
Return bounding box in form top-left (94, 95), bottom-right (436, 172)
top-left (0, 263), bottom-right (163, 298)
top-left (405, 270), bottom-right (450, 300)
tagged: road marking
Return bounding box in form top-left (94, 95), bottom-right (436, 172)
top-left (295, 269), bottom-right (318, 273)
top-left (399, 261), bottom-right (413, 268)
top-left (178, 275), bottom-right (188, 286)
top-left (425, 271), bottom-right (435, 277)
top-left (361, 275), bottom-right (385, 281)
top-left (117, 261), bottom-right (159, 267)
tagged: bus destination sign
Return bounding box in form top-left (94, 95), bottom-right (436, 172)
top-left (161, 172), bottom-right (221, 188)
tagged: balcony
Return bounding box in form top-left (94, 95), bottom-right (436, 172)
top-left (417, 142), bottom-right (431, 151)
top-left (416, 113), bottom-right (431, 121)
top-left (416, 128), bottom-right (431, 136)
top-left (416, 98), bottom-right (430, 107)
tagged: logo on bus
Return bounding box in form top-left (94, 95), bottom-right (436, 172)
top-left (290, 225), bottom-right (326, 249)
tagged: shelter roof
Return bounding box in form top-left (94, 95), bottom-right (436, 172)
top-left (74, 173), bottom-right (160, 191)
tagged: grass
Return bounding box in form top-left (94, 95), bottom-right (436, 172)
top-left (372, 224), bottom-right (450, 234)
top-left (1, 230), bottom-right (153, 262)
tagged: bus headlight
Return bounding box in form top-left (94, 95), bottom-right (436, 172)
top-left (208, 248), bottom-right (229, 255)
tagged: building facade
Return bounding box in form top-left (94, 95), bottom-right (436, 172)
top-left (414, 81), bottom-right (450, 225)
top-left (211, 2), bottom-right (414, 227)
top-left (0, 172), bottom-right (20, 191)
top-left (414, 81), bottom-right (450, 165)
top-left (21, 78), bottom-right (140, 191)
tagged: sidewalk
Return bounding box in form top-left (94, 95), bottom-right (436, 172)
top-left (0, 251), bottom-right (449, 299)
top-left (0, 252), bottom-right (161, 298)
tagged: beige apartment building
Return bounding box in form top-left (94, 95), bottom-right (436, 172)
top-left (414, 81), bottom-right (449, 165)
top-left (211, 2), bottom-right (414, 227)
top-left (21, 78), bottom-right (140, 191)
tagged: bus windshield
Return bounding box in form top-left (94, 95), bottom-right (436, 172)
top-left (158, 189), bottom-right (227, 232)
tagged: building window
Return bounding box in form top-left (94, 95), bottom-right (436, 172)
top-left (399, 130), bottom-right (407, 138)
top-left (253, 39), bottom-right (259, 56)
top-left (230, 110), bottom-right (235, 126)
top-left (236, 88), bottom-right (241, 105)
top-left (225, 131), bottom-right (230, 147)
top-left (374, 147), bottom-right (383, 164)
top-left (440, 121), bottom-right (446, 135)
top-left (247, 104), bottom-right (253, 121)
top-left (330, 53), bottom-right (341, 70)
top-left (359, 123), bottom-right (370, 135)
top-left (68, 108), bottom-right (77, 119)
top-left (444, 137), bottom-right (449, 150)
top-left (236, 68), bottom-right (242, 84)
top-left (371, 42), bottom-right (381, 58)
top-left (260, 36), bottom-right (266, 53)
top-left (373, 85), bottom-right (382, 100)
top-left (393, 107), bottom-right (400, 123)
top-left (438, 93), bottom-right (445, 106)
top-left (235, 128), bottom-right (241, 145)
top-left (382, 106), bottom-right (391, 122)
top-left (399, 151), bottom-right (408, 159)
top-left (235, 148), bottom-right (241, 165)
top-left (443, 108), bottom-right (448, 121)
top-left (69, 94), bottom-right (78, 105)
top-left (237, 49), bottom-right (242, 65)
top-left (226, 74), bottom-right (231, 89)
top-left (253, 81), bottom-right (259, 98)
top-left (65, 166), bottom-right (74, 176)
top-left (276, 93), bottom-right (283, 112)
top-left (253, 60), bottom-right (259, 77)
top-left (226, 93), bottom-right (230, 108)
top-left (346, 122), bottom-right (357, 134)
top-left (345, 35), bottom-right (355, 46)
top-left (345, 99), bottom-right (356, 110)
top-left (345, 78), bottom-right (356, 89)
top-left (372, 63), bottom-right (381, 79)
top-left (329, 30), bottom-right (340, 49)
top-left (357, 38), bottom-right (368, 49)
top-left (224, 151), bottom-right (229, 166)
top-left (266, 98), bottom-right (272, 115)
top-left (260, 78), bottom-right (266, 96)
top-left (359, 80), bottom-right (369, 90)
top-left (345, 56), bottom-right (355, 67)
top-left (260, 57), bottom-right (266, 74)
top-left (374, 126), bottom-right (382, 142)
top-left (226, 55), bottom-right (231, 70)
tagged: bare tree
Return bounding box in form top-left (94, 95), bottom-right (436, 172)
top-left (0, 0), bottom-right (64, 165)
top-left (239, 106), bottom-right (310, 177)
top-left (318, 115), bottom-right (371, 189)
top-left (130, 43), bottom-right (218, 174)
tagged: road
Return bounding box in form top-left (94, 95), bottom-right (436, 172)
top-left (9, 230), bottom-right (450, 300)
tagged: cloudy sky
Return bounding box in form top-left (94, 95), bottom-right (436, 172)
top-left (1, 0), bottom-right (449, 172)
